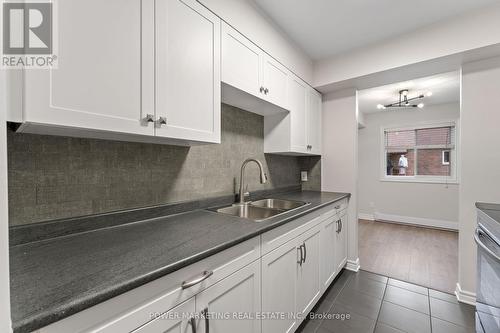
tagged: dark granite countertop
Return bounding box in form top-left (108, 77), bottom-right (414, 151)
top-left (10, 190), bottom-right (349, 333)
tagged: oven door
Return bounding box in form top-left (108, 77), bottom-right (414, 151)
top-left (475, 227), bottom-right (500, 333)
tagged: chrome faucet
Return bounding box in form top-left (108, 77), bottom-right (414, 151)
top-left (238, 158), bottom-right (267, 204)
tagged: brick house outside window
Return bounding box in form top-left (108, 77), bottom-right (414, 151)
top-left (382, 122), bottom-right (457, 183)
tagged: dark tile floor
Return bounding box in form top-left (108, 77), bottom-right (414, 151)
top-left (297, 269), bottom-right (475, 333)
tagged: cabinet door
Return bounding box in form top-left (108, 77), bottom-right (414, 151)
top-left (296, 224), bottom-right (322, 317)
top-left (221, 23), bottom-right (262, 98)
top-left (195, 261), bottom-right (261, 333)
top-left (320, 216), bottom-right (337, 291)
top-left (307, 89), bottom-right (322, 155)
top-left (335, 213), bottom-right (348, 273)
top-left (156, 0), bottom-right (221, 143)
top-left (262, 241), bottom-right (299, 333)
top-left (288, 76), bottom-right (308, 153)
top-left (132, 298), bottom-right (195, 333)
top-left (23, 0), bottom-right (154, 136)
top-left (261, 55), bottom-right (289, 110)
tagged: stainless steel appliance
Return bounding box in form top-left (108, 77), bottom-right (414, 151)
top-left (475, 203), bottom-right (500, 333)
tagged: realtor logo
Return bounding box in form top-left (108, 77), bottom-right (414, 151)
top-left (2, 1), bottom-right (57, 68)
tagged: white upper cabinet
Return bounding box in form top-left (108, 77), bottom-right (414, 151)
top-left (13, 0), bottom-right (221, 145)
top-left (263, 74), bottom-right (322, 156)
top-left (221, 24), bottom-right (262, 98)
top-left (306, 88), bottom-right (322, 155)
top-left (155, 0), bottom-right (221, 143)
top-left (289, 76), bottom-right (308, 153)
top-left (261, 54), bottom-right (289, 110)
top-left (21, 0), bottom-right (154, 137)
top-left (221, 23), bottom-right (288, 113)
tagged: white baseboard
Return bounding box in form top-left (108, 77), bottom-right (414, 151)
top-left (345, 258), bottom-right (360, 272)
top-left (455, 283), bottom-right (476, 305)
top-left (358, 213), bottom-right (374, 221)
top-left (358, 211), bottom-right (458, 231)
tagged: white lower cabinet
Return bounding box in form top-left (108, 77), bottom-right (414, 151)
top-left (39, 203), bottom-right (349, 333)
top-left (261, 223), bottom-right (322, 333)
top-left (132, 298), bottom-right (196, 333)
top-left (195, 260), bottom-right (261, 333)
top-left (320, 214), bottom-right (338, 290)
top-left (296, 224), bottom-right (322, 317)
top-left (129, 260), bottom-right (261, 333)
top-left (335, 212), bottom-right (348, 274)
top-left (261, 240), bottom-right (299, 333)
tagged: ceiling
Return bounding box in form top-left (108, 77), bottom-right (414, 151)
top-left (358, 71), bottom-right (460, 114)
top-left (253, 0), bottom-right (500, 60)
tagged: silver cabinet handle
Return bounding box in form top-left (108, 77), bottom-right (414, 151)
top-left (143, 114), bottom-right (154, 123)
top-left (264, 88), bottom-right (269, 94)
top-left (155, 116), bottom-right (167, 127)
top-left (189, 317), bottom-right (197, 333)
top-left (260, 86), bottom-right (265, 93)
top-left (336, 220), bottom-right (341, 233)
top-left (474, 228), bottom-right (500, 262)
top-left (203, 307), bottom-right (209, 333)
top-left (335, 205), bottom-right (341, 210)
top-left (302, 242), bottom-right (307, 263)
top-left (181, 270), bottom-right (213, 289)
top-left (297, 246), bottom-right (303, 266)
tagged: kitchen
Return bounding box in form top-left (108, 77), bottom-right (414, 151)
top-left (1, 0), bottom-right (500, 333)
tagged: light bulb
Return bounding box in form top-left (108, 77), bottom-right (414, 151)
top-left (417, 103), bottom-right (424, 108)
top-left (426, 91), bottom-right (433, 97)
top-left (377, 104), bottom-right (385, 109)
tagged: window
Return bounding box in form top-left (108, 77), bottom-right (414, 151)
top-left (442, 151), bottom-right (450, 165)
top-left (382, 122), bottom-right (458, 183)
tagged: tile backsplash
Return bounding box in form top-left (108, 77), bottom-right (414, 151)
top-left (8, 104), bottom-right (321, 225)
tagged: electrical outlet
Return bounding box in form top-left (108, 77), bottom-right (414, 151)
top-left (301, 171), bottom-right (308, 182)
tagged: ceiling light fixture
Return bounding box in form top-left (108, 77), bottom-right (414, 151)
top-left (426, 91), bottom-right (433, 97)
top-left (377, 89), bottom-right (426, 110)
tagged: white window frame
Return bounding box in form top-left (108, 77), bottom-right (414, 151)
top-left (380, 120), bottom-right (459, 184)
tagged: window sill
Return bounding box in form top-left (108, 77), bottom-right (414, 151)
top-left (380, 177), bottom-right (459, 185)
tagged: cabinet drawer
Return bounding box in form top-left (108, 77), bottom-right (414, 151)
top-left (332, 198), bottom-right (348, 213)
top-left (40, 237), bottom-right (260, 333)
top-left (261, 204), bottom-right (338, 256)
top-left (131, 298), bottom-right (195, 333)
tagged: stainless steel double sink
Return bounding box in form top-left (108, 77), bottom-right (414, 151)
top-left (210, 198), bottom-right (310, 222)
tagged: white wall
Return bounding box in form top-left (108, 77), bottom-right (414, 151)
top-left (458, 56), bottom-right (500, 300)
top-left (0, 69), bottom-right (12, 331)
top-left (199, 0), bottom-right (313, 84)
top-left (358, 103), bottom-right (460, 229)
top-left (313, 2), bottom-right (500, 91)
top-left (322, 89), bottom-right (359, 269)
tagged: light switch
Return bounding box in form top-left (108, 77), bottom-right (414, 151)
top-left (301, 171), bottom-right (308, 182)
